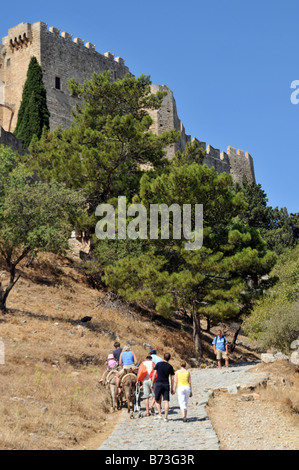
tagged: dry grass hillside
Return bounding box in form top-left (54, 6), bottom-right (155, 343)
top-left (0, 251), bottom-right (195, 450)
top-left (0, 250), bottom-right (264, 450)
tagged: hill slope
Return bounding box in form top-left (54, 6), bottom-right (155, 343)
top-left (0, 251), bottom-right (258, 450)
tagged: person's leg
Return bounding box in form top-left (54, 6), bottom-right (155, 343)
top-left (144, 398), bottom-right (149, 415)
top-left (184, 387), bottom-right (191, 421)
top-left (143, 380), bottom-right (151, 415)
top-left (99, 368), bottom-right (108, 383)
top-left (178, 387), bottom-right (189, 420)
top-left (116, 369), bottom-right (124, 395)
top-left (154, 385), bottom-right (162, 417)
top-left (164, 400), bottom-right (169, 419)
top-left (217, 351), bottom-right (223, 370)
top-left (155, 397), bottom-right (162, 417)
top-left (177, 387), bottom-right (185, 418)
top-left (163, 386), bottom-right (170, 420)
top-left (150, 396), bottom-right (156, 414)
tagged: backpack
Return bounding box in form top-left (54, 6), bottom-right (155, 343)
top-left (137, 361), bottom-right (154, 382)
top-left (214, 336), bottom-right (227, 347)
top-left (149, 366), bottom-right (157, 383)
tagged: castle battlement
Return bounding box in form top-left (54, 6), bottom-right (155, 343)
top-left (45, 23), bottom-right (125, 63)
top-left (192, 139), bottom-right (254, 183)
top-left (2, 22), bottom-right (126, 66)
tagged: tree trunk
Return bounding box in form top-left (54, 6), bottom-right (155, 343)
top-left (0, 261), bottom-right (21, 314)
top-left (0, 284), bottom-right (8, 314)
top-left (230, 323), bottom-right (242, 352)
top-left (192, 301), bottom-right (203, 358)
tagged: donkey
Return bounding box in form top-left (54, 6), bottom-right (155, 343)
top-left (121, 373), bottom-right (137, 418)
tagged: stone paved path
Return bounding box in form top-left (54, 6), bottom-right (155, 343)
top-left (98, 362), bottom-right (269, 451)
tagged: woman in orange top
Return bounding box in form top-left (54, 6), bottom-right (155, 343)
top-left (173, 361), bottom-right (192, 422)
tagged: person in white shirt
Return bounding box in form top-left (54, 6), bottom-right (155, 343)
top-left (139, 355), bottom-right (155, 416)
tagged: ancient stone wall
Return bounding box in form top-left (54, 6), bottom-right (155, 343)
top-left (193, 140), bottom-right (255, 183)
top-left (227, 146), bottom-right (255, 184)
top-left (0, 22), bottom-right (131, 132)
top-left (39, 23), bottom-right (131, 130)
top-left (0, 22), bottom-right (42, 132)
top-left (149, 84), bottom-right (191, 159)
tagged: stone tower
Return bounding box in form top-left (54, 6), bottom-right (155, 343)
top-left (0, 21), bottom-right (130, 132)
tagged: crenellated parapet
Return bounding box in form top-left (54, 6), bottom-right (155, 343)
top-left (46, 24), bottom-right (126, 64)
top-left (226, 146), bottom-right (255, 184)
top-left (193, 140), bottom-right (255, 183)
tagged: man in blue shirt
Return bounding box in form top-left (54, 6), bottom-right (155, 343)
top-left (149, 349), bottom-right (163, 365)
top-left (212, 330), bottom-right (229, 372)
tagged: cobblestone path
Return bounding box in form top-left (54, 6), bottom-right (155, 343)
top-left (98, 362), bottom-right (268, 451)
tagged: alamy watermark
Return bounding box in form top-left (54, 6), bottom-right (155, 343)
top-left (95, 196), bottom-right (203, 250)
top-left (290, 80), bottom-right (299, 104)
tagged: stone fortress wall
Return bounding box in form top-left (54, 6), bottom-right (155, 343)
top-left (0, 21), bottom-right (255, 184)
top-left (0, 22), bottom-right (130, 132)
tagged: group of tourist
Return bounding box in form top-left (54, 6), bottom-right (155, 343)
top-left (99, 330), bottom-right (229, 422)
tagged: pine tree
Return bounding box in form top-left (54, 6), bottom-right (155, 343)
top-left (14, 57), bottom-right (50, 148)
top-left (104, 145), bottom-right (277, 357)
top-left (27, 71), bottom-right (179, 232)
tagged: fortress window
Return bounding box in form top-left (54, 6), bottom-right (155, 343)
top-left (7, 59), bottom-right (11, 67)
top-left (55, 77), bottom-right (61, 90)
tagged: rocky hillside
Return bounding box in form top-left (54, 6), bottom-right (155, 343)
top-left (0, 249), bottom-right (262, 450)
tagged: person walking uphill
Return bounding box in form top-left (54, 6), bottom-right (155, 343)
top-left (151, 352), bottom-right (175, 422)
top-left (212, 330), bottom-right (229, 372)
top-left (137, 355), bottom-right (155, 416)
top-left (174, 361), bottom-right (192, 422)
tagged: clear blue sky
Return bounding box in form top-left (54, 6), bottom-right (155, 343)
top-left (1, 0), bottom-right (298, 213)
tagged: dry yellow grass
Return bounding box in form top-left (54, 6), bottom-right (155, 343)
top-left (0, 252), bottom-right (193, 450)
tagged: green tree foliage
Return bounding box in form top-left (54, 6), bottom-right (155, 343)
top-left (0, 146), bottom-right (84, 313)
top-left (236, 177), bottom-right (271, 230)
top-left (236, 177), bottom-right (298, 254)
top-left (103, 143), bottom-right (276, 356)
top-left (14, 57), bottom-right (50, 148)
top-left (244, 244), bottom-right (299, 353)
top-left (26, 72), bottom-right (179, 231)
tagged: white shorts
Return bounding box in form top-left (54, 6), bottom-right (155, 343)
top-left (177, 386), bottom-right (191, 410)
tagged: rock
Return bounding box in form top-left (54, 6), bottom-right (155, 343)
top-left (190, 357), bottom-right (200, 366)
top-left (143, 343), bottom-right (151, 349)
top-left (290, 339), bottom-right (299, 350)
top-left (72, 325), bottom-right (86, 337)
top-left (290, 350), bottom-right (299, 366)
top-left (227, 385), bottom-right (239, 395)
top-left (261, 353), bottom-right (276, 363)
top-left (80, 316), bottom-right (92, 323)
top-left (41, 407), bottom-right (48, 414)
top-left (274, 352), bottom-right (289, 361)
